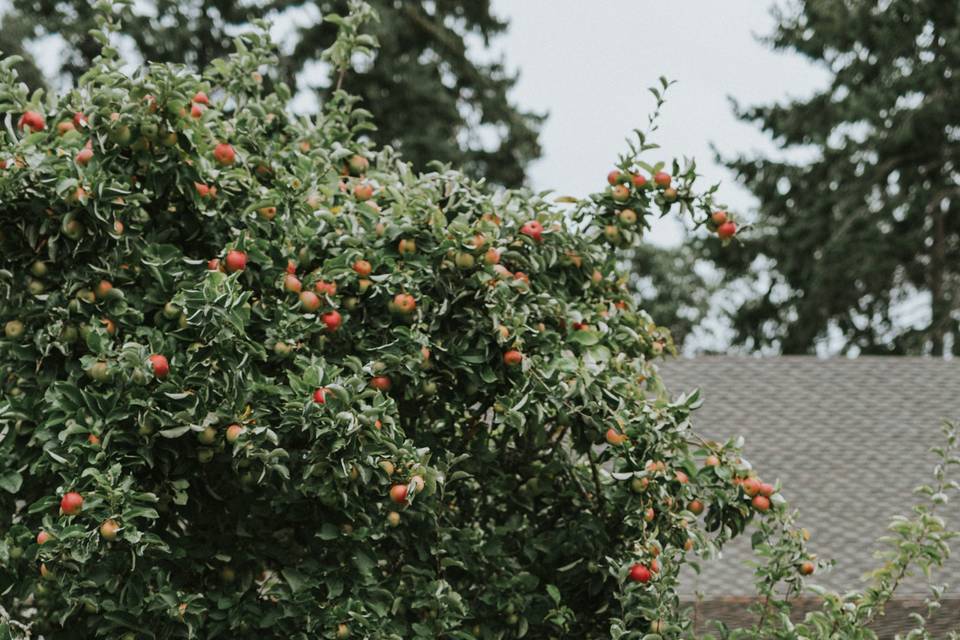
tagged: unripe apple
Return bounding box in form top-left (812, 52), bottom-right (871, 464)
top-left (604, 225), bottom-right (621, 242)
top-left (274, 340), bottom-right (294, 358)
top-left (226, 424), bottom-right (244, 443)
top-left (717, 221), bottom-right (737, 239)
top-left (99, 519), bottom-right (119, 541)
top-left (62, 215), bottom-right (85, 239)
top-left (663, 187), bottom-right (678, 202)
top-left (299, 291), bottom-right (320, 312)
top-left (149, 354), bottom-right (169, 379)
top-left (283, 274), bottom-right (302, 293)
top-left (397, 239), bottom-right (417, 256)
top-left (618, 209), bottom-right (637, 225)
top-left (455, 252), bottom-right (475, 269)
top-left (224, 250), bottom-right (247, 273)
top-left (387, 511), bottom-right (401, 527)
top-left (611, 185), bottom-right (630, 202)
top-left (379, 460), bottom-right (395, 475)
top-left (4, 319), bottom-right (24, 339)
top-left (213, 142), bottom-right (236, 166)
top-left (88, 361), bottom-right (112, 382)
top-left (60, 491), bottom-right (84, 515)
top-left (630, 477), bottom-right (648, 493)
top-left (644, 507), bottom-right (655, 522)
top-left (348, 154), bottom-right (369, 175)
top-left (336, 623), bottom-right (350, 639)
top-left (197, 426), bottom-right (217, 445)
top-left (503, 349), bottom-right (523, 366)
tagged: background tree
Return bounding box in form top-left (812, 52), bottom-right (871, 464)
top-left (724, 0), bottom-right (960, 356)
top-left (2, 0), bottom-right (543, 186)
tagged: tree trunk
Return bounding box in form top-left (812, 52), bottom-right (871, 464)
top-left (930, 204), bottom-right (946, 357)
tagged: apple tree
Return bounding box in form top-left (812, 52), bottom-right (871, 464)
top-left (0, 3), bottom-right (823, 639)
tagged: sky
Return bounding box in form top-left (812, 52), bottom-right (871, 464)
top-left (488, 0), bottom-right (830, 247)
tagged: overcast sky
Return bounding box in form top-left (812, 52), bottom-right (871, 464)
top-left (489, 0), bottom-right (829, 246)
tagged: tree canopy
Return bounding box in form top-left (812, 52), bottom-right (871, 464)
top-left (724, 0), bottom-right (960, 355)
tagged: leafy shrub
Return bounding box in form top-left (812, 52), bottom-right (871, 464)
top-left (0, 3), bottom-right (954, 640)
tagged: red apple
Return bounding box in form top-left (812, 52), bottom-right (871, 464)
top-left (299, 291), bottom-right (321, 312)
top-left (60, 491), bottom-right (84, 516)
top-left (315, 281), bottom-right (337, 296)
top-left (392, 293), bottom-right (416, 315)
top-left (36, 530), bottom-right (50, 545)
top-left (717, 221), bottom-right (737, 239)
top-left (226, 424), bottom-right (244, 443)
top-left (503, 349), bottom-right (523, 366)
top-left (688, 500), bottom-right (704, 515)
top-left (224, 250), bottom-right (247, 273)
top-left (72, 112), bottom-right (88, 128)
top-left (352, 260), bottom-right (372, 277)
top-left (370, 376), bottom-right (392, 391)
top-left (283, 274), bottom-right (302, 293)
top-left (312, 388), bottom-right (327, 404)
top-left (607, 170), bottom-right (622, 185)
top-left (759, 482), bottom-right (775, 498)
top-left (653, 171), bottom-right (671, 188)
top-left (353, 182), bottom-right (374, 201)
top-left (711, 210), bottom-right (728, 225)
top-left (76, 142), bottom-right (94, 166)
top-left (18, 111), bottom-right (46, 132)
top-left (520, 220), bottom-right (544, 242)
top-left (631, 173), bottom-right (647, 188)
top-left (752, 495), bottom-right (771, 512)
top-left (149, 354), bottom-right (169, 379)
top-left (321, 310), bottom-right (343, 332)
top-left (192, 91), bottom-right (210, 105)
top-left (800, 561), bottom-right (815, 576)
top-left (742, 477), bottom-right (761, 497)
top-left (213, 142), bottom-right (235, 166)
top-left (605, 428), bottom-right (628, 446)
top-left (389, 484), bottom-right (408, 504)
top-left (628, 564), bottom-right (651, 583)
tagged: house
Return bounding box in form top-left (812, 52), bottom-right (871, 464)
top-left (657, 356), bottom-right (960, 638)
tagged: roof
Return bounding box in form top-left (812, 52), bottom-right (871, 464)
top-left (656, 356), bottom-right (960, 597)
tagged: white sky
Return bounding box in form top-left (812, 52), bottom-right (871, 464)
top-left (489, 0), bottom-right (830, 247)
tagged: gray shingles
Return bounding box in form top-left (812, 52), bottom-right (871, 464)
top-left (656, 356), bottom-right (960, 597)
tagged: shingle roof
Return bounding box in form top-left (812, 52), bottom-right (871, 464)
top-left (656, 356), bottom-right (960, 597)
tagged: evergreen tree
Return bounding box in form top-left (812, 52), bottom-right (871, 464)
top-left (3, 0), bottom-right (543, 186)
top-left (725, 0), bottom-right (960, 355)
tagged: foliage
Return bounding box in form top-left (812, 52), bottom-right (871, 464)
top-left (723, 0), bottom-right (960, 356)
top-left (1, 0), bottom-right (544, 187)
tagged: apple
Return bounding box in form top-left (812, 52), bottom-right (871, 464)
top-left (299, 291), bottom-right (321, 312)
top-left (604, 225), bottom-right (621, 243)
top-left (226, 424), bottom-right (244, 443)
top-left (503, 349), bottom-right (523, 366)
top-left (644, 508), bottom-right (655, 522)
top-left (483, 248), bottom-right (501, 265)
top-left (213, 142), bottom-right (235, 166)
top-left (315, 281), bottom-right (337, 296)
top-left (800, 561), bottom-right (815, 576)
top-left (60, 491), bottom-right (84, 515)
top-left (455, 252), bottom-right (475, 269)
top-left (370, 376), bottom-right (392, 391)
top-left (704, 455), bottom-right (720, 467)
top-left (389, 484), bottom-right (408, 504)
top-left (348, 154), bottom-right (369, 175)
top-left (195, 182), bottom-right (216, 199)
top-left (759, 482), bottom-right (775, 498)
top-left (37, 530), bottom-right (50, 545)
top-left (312, 388), bottom-right (327, 404)
top-left (711, 210), bottom-right (728, 225)
top-left (283, 274), bottom-right (302, 293)
top-left (618, 209), bottom-right (637, 225)
top-left (688, 500), bottom-right (704, 515)
top-left (611, 185), bottom-right (630, 202)
top-left (663, 187), bottom-right (678, 202)
top-left (752, 495), bottom-right (771, 512)
top-left (675, 471), bottom-right (689, 484)
top-left (192, 91), bottom-right (210, 105)
top-left (190, 103), bottom-right (204, 119)
top-left (99, 519), bottom-right (119, 541)
top-left (397, 239), bottom-right (417, 256)
top-left (605, 428), bottom-right (628, 446)
top-left (197, 426), bottom-right (217, 445)
top-left (87, 433), bottom-right (101, 446)
top-left (336, 623), bottom-right (351, 639)
top-left (717, 221), bottom-right (737, 239)
top-left (73, 112), bottom-right (88, 128)
top-left (4, 319), bottom-right (25, 339)
top-left (94, 279), bottom-right (113, 300)
top-left (62, 215), bottom-right (85, 239)
top-left (520, 220), bottom-right (543, 242)
top-left (353, 182), bottom-right (374, 201)
top-left (88, 361), bottom-right (112, 382)
top-left (76, 142), bottom-right (94, 165)
top-left (631, 173), bottom-right (647, 188)
top-left (387, 511), bottom-right (401, 527)
top-left (628, 563), bottom-right (651, 583)
top-left (653, 171), bottom-right (671, 187)
top-left (207, 258), bottom-right (221, 270)
top-left (631, 477), bottom-right (648, 493)
top-left (321, 310), bottom-right (343, 332)
top-left (607, 170), bottom-right (622, 185)
top-left (392, 293), bottom-right (416, 315)
top-left (146, 353), bottom-right (169, 379)
top-left (742, 477), bottom-right (761, 497)
top-left (352, 260), bottom-right (372, 277)
top-left (222, 250), bottom-right (248, 273)
top-left (18, 111), bottom-right (46, 132)
top-left (56, 120), bottom-right (75, 136)
top-left (258, 206), bottom-right (277, 220)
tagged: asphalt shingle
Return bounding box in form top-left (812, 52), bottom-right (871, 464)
top-left (656, 356), bottom-right (960, 598)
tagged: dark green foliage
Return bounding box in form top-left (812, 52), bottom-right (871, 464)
top-left (3, 0), bottom-right (543, 187)
top-left (724, 0), bottom-right (960, 355)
